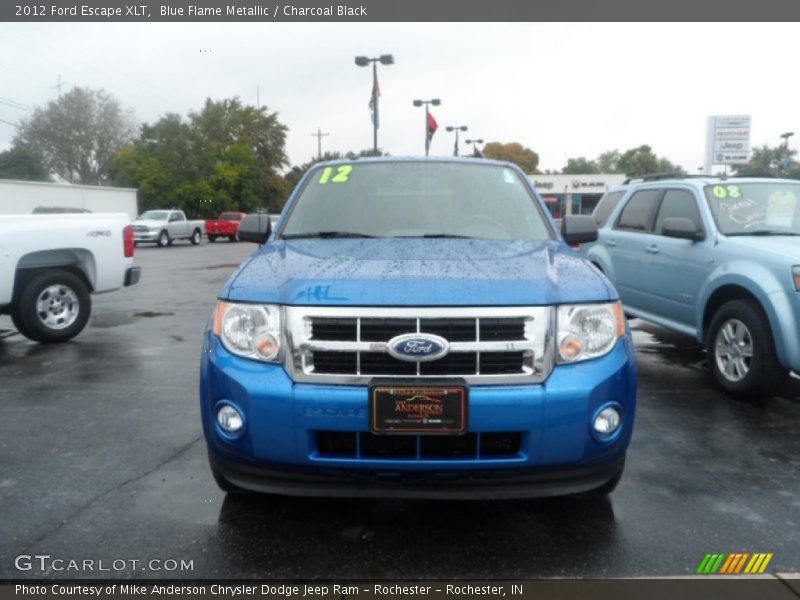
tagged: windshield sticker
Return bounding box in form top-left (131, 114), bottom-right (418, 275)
top-left (719, 199), bottom-right (766, 229)
top-left (765, 190), bottom-right (797, 228)
top-left (319, 165), bottom-right (353, 185)
top-left (713, 185), bottom-right (741, 199)
top-left (502, 169), bottom-right (516, 184)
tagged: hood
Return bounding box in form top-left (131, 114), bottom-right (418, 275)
top-left (134, 219), bottom-right (165, 227)
top-left (724, 236), bottom-right (800, 262)
top-left (221, 238), bottom-right (614, 306)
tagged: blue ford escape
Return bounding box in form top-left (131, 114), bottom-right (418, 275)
top-left (200, 158), bottom-right (637, 499)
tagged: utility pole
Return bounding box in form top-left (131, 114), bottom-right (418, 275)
top-left (53, 75), bottom-right (66, 97)
top-left (312, 128), bottom-right (330, 160)
top-left (256, 86), bottom-right (260, 109)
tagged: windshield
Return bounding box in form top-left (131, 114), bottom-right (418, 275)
top-left (280, 162), bottom-right (553, 240)
top-left (704, 182), bottom-right (800, 235)
top-left (139, 211), bottom-right (169, 220)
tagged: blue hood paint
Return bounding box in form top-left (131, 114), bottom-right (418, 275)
top-left (221, 238), bottom-right (615, 306)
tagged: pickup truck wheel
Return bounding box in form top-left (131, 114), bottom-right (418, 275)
top-left (10, 270), bottom-right (91, 343)
top-left (708, 299), bottom-right (785, 398)
top-left (208, 235), bottom-right (217, 243)
top-left (158, 230), bottom-right (170, 247)
top-left (191, 229), bottom-right (201, 245)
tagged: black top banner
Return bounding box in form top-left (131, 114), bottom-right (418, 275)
top-left (2, 0), bottom-right (799, 21)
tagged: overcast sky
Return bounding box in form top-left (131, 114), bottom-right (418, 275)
top-left (0, 22), bottom-right (797, 173)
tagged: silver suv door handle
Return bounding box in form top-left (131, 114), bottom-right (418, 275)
top-left (645, 245), bottom-right (659, 254)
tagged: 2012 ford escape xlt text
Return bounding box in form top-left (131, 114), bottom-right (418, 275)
top-left (199, 157), bottom-right (637, 499)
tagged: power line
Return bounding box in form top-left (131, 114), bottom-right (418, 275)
top-left (0, 118), bottom-right (19, 128)
top-left (0, 98), bottom-right (30, 111)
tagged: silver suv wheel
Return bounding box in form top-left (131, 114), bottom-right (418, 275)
top-left (714, 318), bottom-right (753, 382)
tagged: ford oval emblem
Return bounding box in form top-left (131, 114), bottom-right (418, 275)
top-left (387, 333), bottom-right (450, 362)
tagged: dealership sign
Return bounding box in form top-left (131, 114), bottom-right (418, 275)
top-left (705, 115), bottom-right (751, 166)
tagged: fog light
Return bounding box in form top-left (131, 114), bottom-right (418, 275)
top-left (594, 406), bottom-right (621, 435)
top-left (217, 405), bottom-right (244, 433)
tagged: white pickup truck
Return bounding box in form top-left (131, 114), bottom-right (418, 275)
top-left (0, 213), bottom-right (140, 343)
top-left (132, 209), bottom-right (205, 247)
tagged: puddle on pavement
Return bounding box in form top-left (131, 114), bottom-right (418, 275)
top-left (91, 311), bottom-right (175, 327)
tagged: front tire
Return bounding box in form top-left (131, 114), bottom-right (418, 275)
top-left (707, 299), bottom-right (785, 398)
top-left (191, 229), bottom-right (202, 245)
top-left (158, 230), bottom-right (170, 248)
top-left (10, 270), bottom-right (91, 343)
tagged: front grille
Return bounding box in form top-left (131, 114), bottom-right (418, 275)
top-left (286, 306), bottom-right (553, 384)
top-left (315, 431), bottom-right (523, 460)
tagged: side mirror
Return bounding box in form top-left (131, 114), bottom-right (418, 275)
top-left (661, 217), bottom-right (703, 241)
top-left (238, 213), bottom-right (272, 244)
top-left (561, 215), bottom-right (598, 245)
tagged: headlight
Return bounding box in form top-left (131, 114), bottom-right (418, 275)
top-left (212, 301), bottom-right (282, 362)
top-left (557, 302), bottom-right (626, 363)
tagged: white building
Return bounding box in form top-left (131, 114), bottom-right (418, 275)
top-left (529, 174), bottom-right (626, 218)
top-left (0, 179), bottom-right (139, 220)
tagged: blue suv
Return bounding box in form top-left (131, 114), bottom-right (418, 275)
top-left (200, 158), bottom-right (637, 498)
top-left (586, 175), bottom-right (800, 397)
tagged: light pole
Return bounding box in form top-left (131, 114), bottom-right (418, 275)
top-left (412, 98), bottom-right (441, 156)
top-left (355, 54), bottom-right (394, 154)
top-left (445, 125), bottom-right (468, 156)
top-left (780, 131), bottom-right (795, 151)
top-left (465, 138), bottom-right (484, 157)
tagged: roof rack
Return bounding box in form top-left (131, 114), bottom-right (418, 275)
top-left (623, 172), bottom-right (723, 185)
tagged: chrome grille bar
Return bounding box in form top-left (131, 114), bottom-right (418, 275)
top-left (285, 306), bottom-right (554, 385)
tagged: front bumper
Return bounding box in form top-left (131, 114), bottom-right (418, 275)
top-left (133, 231), bottom-right (159, 242)
top-left (200, 333), bottom-right (637, 498)
top-left (210, 451), bottom-right (625, 499)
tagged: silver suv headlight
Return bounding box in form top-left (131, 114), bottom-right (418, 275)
top-left (212, 301), bottom-right (282, 362)
top-left (556, 301), bottom-right (626, 363)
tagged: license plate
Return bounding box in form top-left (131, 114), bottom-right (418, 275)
top-left (370, 383), bottom-right (468, 434)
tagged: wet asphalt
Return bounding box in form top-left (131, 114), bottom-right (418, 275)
top-left (0, 240), bottom-right (799, 579)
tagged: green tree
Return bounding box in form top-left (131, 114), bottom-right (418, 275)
top-left (733, 145), bottom-right (800, 179)
top-left (561, 156), bottom-right (598, 174)
top-left (0, 147), bottom-right (51, 181)
top-left (482, 142), bottom-right (540, 174)
top-left (14, 87), bottom-right (135, 184)
top-left (596, 150), bottom-right (621, 173)
top-left (111, 98), bottom-right (290, 217)
top-left (616, 145), bottom-right (682, 177)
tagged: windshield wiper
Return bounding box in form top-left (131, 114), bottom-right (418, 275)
top-left (725, 231), bottom-right (800, 237)
top-left (282, 231), bottom-right (376, 239)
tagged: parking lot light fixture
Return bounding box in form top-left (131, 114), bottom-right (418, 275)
top-left (355, 53), bottom-right (394, 153)
top-left (413, 98), bottom-right (441, 156)
top-left (445, 125), bottom-right (468, 156)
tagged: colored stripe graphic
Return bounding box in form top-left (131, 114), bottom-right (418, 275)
top-left (699, 553), bottom-right (774, 575)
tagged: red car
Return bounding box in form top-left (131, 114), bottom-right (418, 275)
top-left (205, 212), bottom-right (247, 242)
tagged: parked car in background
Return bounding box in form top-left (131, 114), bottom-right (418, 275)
top-left (585, 174), bottom-right (800, 397)
top-left (200, 157), bottom-right (637, 499)
top-left (133, 209), bottom-right (204, 247)
top-left (0, 213), bottom-right (140, 343)
top-left (206, 212), bottom-right (247, 242)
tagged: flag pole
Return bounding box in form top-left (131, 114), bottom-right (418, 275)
top-left (372, 61), bottom-right (378, 154)
top-left (424, 103), bottom-right (429, 156)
